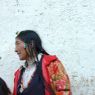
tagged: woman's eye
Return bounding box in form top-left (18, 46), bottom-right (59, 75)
top-left (16, 42), bottom-right (20, 46)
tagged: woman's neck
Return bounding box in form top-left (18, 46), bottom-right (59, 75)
top-left (26, 58), bottom-right (35, 68)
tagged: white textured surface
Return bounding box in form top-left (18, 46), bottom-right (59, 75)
top-left (0, 0), bottom-right (95, 94)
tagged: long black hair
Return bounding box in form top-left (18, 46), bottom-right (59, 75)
top-left (0, 78), bottom-right (11, 95)
top-left (16, 30), bottom-right (49, 61)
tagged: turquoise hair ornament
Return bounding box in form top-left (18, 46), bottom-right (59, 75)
top-left (24, 43), bottom-right (27, 48)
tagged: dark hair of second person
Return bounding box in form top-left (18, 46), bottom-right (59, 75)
top-left (0, 77), bottom-right (11, 95)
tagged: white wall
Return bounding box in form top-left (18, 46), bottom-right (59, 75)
top-left (0, 0), bottom-right (95, 94)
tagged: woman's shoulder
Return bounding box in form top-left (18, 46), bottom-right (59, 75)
top-left (42, 54), bottom-right (58, 61)
top-left (41, 54), bottom-right (60, 67)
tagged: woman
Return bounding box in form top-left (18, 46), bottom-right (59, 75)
top-left (13, 30), bottom-right (72, 95)
top-left (0, 77), bottom-right (11, 95)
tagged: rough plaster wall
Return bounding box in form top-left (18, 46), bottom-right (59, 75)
top-left (0, 0), bottom-right (95, 94)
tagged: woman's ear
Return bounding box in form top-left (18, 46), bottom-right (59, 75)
top-left (30, 40), bottom-right (35, 48)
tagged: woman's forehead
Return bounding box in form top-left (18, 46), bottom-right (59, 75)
top-left (15, 38), bottom-right (24, 43)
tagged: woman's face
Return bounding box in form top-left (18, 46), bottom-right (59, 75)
top-left (15, 38), bottom-right (29, 60)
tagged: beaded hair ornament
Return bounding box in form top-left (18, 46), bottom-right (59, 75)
top-left (16, 31), bottom-right (20, 36)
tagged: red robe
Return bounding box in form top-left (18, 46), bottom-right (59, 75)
top-left (13, 54), bottom-right (72, 95)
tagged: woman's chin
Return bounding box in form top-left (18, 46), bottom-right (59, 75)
top-left (19, 57), bottom-right (27, 60)
top-left (19, 57), bottom-right (24, 60)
